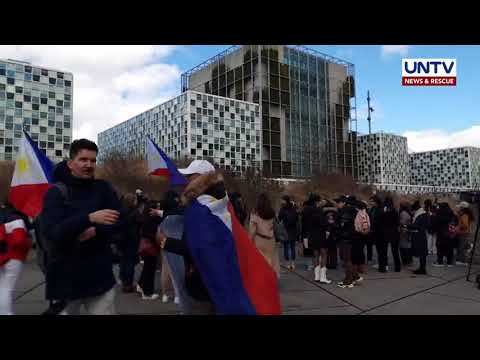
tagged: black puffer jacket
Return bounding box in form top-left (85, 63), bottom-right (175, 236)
top-left (41, 161), bottom-right (121, 301)
top-left (278, 204), bottom-right (299, 243)
top-left (307, 206), bottom-right (326, 245)
top-left (378, 208), bottom-right (400, 243)
top-left (337, 205), bottom-right (357, 243)
top-left (301, 204), bottom-right (316, 239)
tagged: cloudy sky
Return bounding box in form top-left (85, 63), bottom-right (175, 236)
top-left (0, 45), bottom-right (477, 153)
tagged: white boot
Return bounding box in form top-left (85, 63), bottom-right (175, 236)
top-left (314, 266), bottom-right (321, 282)
top-left (320, 267), bottom-right (332, 284)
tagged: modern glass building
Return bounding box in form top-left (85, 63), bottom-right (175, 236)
top-left (98, 91), bottom-right (261, 175)
top-left (410, 147), bottom-right (480, 190)
top-left (181, 45), bottom-right (358, 179)
top-left (0, 58), bottom-right (73, 162)
top-left (357, 132), bottom-right (410, 185)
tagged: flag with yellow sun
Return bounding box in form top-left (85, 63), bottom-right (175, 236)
top-left (8, 131), bottom-right (54, 217)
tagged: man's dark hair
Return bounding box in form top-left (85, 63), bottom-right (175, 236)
top-left (69, 139), bottom-right (98, 160)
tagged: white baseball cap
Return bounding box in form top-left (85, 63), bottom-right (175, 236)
top-left (456, 201), bottom-right (470, 209)
top-left (178, 160), bottom-right (215, 176)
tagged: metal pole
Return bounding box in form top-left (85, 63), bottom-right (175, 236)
top-left (367, 91), bottom-right (372, 184)
top-left (367, 90), bottom-right (372, 135)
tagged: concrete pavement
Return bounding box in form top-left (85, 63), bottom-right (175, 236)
top-left (11, 250), bottom-right (480, 315)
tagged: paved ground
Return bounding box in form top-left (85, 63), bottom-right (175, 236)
top-left (12, 250), bottom-right (480, 315)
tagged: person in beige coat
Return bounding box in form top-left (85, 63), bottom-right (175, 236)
top-left (249, 193), bottom-right (280, 278)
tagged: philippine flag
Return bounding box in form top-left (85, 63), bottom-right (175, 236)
top-left (146, 137), bottom-right (187, 186)
top-left (0, 219), bottom-right (31, 266)
top-left (184, 194), bottom-right (282, 315)
top-left (8, 131), bottom-right (54, 217)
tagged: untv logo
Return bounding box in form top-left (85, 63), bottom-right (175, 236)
top-left (402, 59), bottom-right (456, 86)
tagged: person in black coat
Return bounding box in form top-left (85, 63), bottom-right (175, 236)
top-left (368, 195), bottom-right (382, 264)
top-left (377, 197), bottom-right (401, 273)
top-left (432, 203), bottom-right (458, 266)
top-left (229, 192), bottom-right (247, 227)
top-left (323, 204), bottom-right (339, 269)
top-left (41, 139), bottom-right (122, 315)
top-left (278, 195), bottom-right (299, 271)
top-left (335, 195), bottom-right (359, 288)
top-left (307, 195), bottom-right (332, 283)
top-left (409, 200), bottom-right (430, 275)
top-left (301, 194), bottom-right (317, 261)
top-left (118, 193), bottom-right (142, 293)
top-left (136, 200), bottom-right (163, 299)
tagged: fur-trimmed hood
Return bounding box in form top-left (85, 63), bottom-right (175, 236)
top-left (181, 171), bottom-right (226, 205)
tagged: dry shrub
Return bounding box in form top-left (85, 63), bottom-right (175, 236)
top-left (0, 161), bottom-right (14, 203)
top-left (221, 167), bottom-right (284, 213)
top-left (283, 173), bottom-right (374, 206)
top-left (96, 152), bottom-right (169, 200)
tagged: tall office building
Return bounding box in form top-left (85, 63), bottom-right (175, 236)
top-left (357, 132), bottom-right (410, 185)
top-left (181, 45), bottom-right (357, 179)
top-left (98, 91), bottom-right (261, 175)
top-left (410, 147), bottom-right (480, 190)
top-left (0, 58), bottom-right (73, 163)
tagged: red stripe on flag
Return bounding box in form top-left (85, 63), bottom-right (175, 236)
top-left (0, 222), bottom-right (31, 266)
top-left (8, 183), bottom-right (52, 217)
top-left (149, 168), bottom-right (171, 177)
top-left (228, 202), bottom-right (282, 315)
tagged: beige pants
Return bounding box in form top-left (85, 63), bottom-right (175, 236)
top-left (254, 236), bottom-right (280, 277)
top-left (60, 287), bottom-right (116, 315)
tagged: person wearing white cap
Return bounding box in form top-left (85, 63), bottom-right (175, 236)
top-left (178, 160), bottom-right (216, 178)
top-left (155, 159), bottom-right (219, 314)
top-left (455, 201), bottom-right (475, 265)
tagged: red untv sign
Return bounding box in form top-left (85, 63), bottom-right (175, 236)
top-left (402, 58), bottom-right (456, 86)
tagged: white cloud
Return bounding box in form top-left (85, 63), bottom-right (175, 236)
top-left (403, 125), bottom-right (480, 153)
top-left (0, 45), bottom-right (181, 141)
top-left (381, 45), bottom-right (410, 57)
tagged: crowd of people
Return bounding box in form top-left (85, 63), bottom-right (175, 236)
top-left (0, 137), bottom-right (477, 315)
top-left (260, 193), bottom-right (476, 288)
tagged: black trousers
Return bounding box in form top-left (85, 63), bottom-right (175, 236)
top-left (138, 255), bottom-right (158, 296)
top-left (437, 242), bottom-right (454, 265)
top-left (366, 241), bottom-right (373, 262)
top-left (376, 239), bottom-right (401, 272)
top-left (327, 246), bottom-right (338, 269)
top-left (399, 248), bottom-right (413, 266)
top-left (418, 254), bottom-right (427, 271)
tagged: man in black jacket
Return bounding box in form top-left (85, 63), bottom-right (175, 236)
top-left (41, 139), bottom-right (122, 315)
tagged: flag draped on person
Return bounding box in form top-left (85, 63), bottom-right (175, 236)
top-left (0, 219), bottom-right (30, 266)
top-left (183, 193), bottom-right (282, 315)
top-left (146, 137), bottom-right (187, 186)
top-left (8, 131), bottom-right (54, 217)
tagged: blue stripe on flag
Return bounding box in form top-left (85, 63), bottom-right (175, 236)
top-left (184, 199), bottom-right (256, 315)
top-left (24, 131), bottom-right (54, 183)
top-left (148, 137), bottom-right (187, 186)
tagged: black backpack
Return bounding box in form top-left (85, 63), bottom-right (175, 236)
top-left (35, 182), bottom-right (71, 274)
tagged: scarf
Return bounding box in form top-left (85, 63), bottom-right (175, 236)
top-left (413, 207), bottom-right (426, 223)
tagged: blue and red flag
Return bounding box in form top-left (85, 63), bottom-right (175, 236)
top-left (146, 137), bottom-right (187, 186)
top-left (8, 131), bottom-right (54, 217)
top-left (184, 194), bottom-right (282, 315)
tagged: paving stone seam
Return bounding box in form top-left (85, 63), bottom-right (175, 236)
top-left (281, 265), bottom-right (365, 312)
top-left (425, 290), bottom-right (480, 305)
top-left (14, 281), bottom-right (45, 302)
top-left (359, 269), bottom-right (480, 315)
